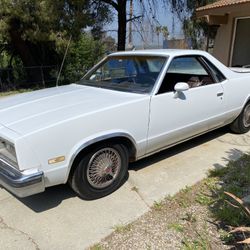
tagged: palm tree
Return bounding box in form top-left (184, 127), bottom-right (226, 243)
top-left (161, 26), bottom-right (169, 41)
top-left (155, 26), bottom-right (162, 48)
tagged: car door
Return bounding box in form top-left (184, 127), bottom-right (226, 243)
top-left (146, 55), bottom-right (225, 154)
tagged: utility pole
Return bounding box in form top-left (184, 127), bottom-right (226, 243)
top-left (128, 0), bottom-right (133, 48)
top-left (172, 16), bottom-right (175, 39)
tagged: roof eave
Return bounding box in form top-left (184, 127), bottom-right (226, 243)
top-left (196, 1), bottom-right (250, 17)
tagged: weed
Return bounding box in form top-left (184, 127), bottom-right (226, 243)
top-left (219, 229), bottom-right (234, 244)
top-left (209, 167), bottom-right (228, 178)
top-left (90, 244), bottom-right (103, 250)
top-left (165, 194), bottom-right (174, 201)
top-left (203, 177), bottom-right (218, 190)
top-left (131, 186), bottom-right (139, 192)
top-left (182, 212), bottom-right (197, 223)
top-left (177, 199), bottom-right (190, 208)
top-left (168, 222), bottom-right (184, 233)
top-left (153, 200), bottom-right (164, 210)
top-left (175, 187), bottom-right (193, 208)
top-left (181, 186), bottom-right (192, 194)
top-left (195, 193), bottom-right (212, 206)
top-left (113, 223), bottom-right (132, 233)
top-left (182, 232), bottom-right (210, 250)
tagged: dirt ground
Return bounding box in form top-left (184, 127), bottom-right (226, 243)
top-left (91, 155), bottom-right (250, 250)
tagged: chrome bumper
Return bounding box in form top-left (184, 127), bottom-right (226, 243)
top-left (0, 159), bottom-right (45, 198)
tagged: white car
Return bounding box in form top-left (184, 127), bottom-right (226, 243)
top-left (1, 49), bottom-right (250, 200)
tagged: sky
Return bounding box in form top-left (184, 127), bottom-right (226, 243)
top-left (104, 1), bottom-right (183, 48)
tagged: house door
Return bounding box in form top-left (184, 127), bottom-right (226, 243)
top-left (231, 17), bottom-right (250, 67)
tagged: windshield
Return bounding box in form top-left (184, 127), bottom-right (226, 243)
top-left (80, 55), bottom-right (167, 94)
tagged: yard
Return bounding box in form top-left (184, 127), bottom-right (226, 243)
top-left (92, 154), bottom-right (250, 250)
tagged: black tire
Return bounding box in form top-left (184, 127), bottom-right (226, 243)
top-left (230, 102), bottom-right (250, 134)
top-left (69, 143), bottom-right (128, 200)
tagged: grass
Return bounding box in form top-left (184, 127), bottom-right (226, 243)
top-left (112, 223), bottom-right (132, 233)
top-left (174, 187), bottom-right (194, 208)
top-left (182, 212), bottom-right (197, 223)
top-left (0, 89), bottom-right (32, 97)
top-left (195, 192), bottom-right (213, 206)
top-left (219, 228), bottom-right (235, 244)
top-left (168, 222), bottom-right (184, 233)
top-left (205, 153), bottom-right (250, 246)
top-left (153, 200), bottom-right (165, 210)
top-left (208, 154), bottom-right (250, 227)
top-left (89, 244), bottom-right (103, 250)
top-left (182, 234), bottom-right (211, 250)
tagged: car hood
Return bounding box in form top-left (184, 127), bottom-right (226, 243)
top-left (0, 84), bottom-right (144, 135)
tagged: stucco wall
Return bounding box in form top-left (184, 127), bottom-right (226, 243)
top-left (213, 6), bottom-right (250, 66)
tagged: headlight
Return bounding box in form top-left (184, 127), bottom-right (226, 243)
top-left (0, 138), bottom-right (18, 167)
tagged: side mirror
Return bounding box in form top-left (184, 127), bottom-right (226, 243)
top-left (174, 82), bottom-right (189, 92)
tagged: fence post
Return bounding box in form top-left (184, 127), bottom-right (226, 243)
top-left (40, 66), bottom-right (45, 88)
top-left (0, 70), bottom-right (3, 91)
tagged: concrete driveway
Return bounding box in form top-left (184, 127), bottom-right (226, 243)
top-left (1, 129), bottom-right (250, 250)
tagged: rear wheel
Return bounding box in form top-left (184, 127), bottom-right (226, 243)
top-left (69, 144), bottom-right (128, 200)
top-left (230, 102), bottom-right (250, 134)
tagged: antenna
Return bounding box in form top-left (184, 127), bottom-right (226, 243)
top-left (56, 35), bottom-right (72, 87)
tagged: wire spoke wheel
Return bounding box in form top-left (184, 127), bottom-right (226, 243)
top-left (86, 147), bottom-right (122, 189)
top-left (70, 143), bottom-right (128, 200)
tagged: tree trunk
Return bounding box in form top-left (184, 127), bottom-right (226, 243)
top-left (8, 18), bottom-right (43, 87)
top-left (205, 26), bottom-right (210, 52)
top-left (117, 1), bottom-right (127, 51)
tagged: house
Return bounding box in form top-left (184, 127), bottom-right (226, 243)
top-left (196, 0), bottom-right (250, 67)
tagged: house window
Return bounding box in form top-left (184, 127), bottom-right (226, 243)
top-left (231, 17), bottom-right (250, 67)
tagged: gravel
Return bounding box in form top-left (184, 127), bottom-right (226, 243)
top-left (90, 181), bottom-right (231, 250)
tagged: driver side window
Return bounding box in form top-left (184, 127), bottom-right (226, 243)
top-left (158, 56), bottom-right (215, 94)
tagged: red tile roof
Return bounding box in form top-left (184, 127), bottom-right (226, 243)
top-left (197, 0), bottom-right (250, 11)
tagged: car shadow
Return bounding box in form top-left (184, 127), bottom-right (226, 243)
top-left (18, 184), bottom-right (76, 212)
top-left (17, 127), bottom-right (234, 213)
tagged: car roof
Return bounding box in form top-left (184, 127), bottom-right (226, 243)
top-left (109, 49), bottom-right (208, 58)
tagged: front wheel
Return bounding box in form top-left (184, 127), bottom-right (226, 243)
top-left (230, 102), bottom-right (250, 134)
top-left (69, 144), bottom-right (128, 200)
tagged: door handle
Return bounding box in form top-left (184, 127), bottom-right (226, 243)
top-left (217, 92), bottom-right (224, 97)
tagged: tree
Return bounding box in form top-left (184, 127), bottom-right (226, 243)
top-left (100, 0), bottom-right (127, 51)
top-left (155, 26), bottom-right (162, 48)
top-left (62, 33), bottom-right (106, 84)
top-left (155, 25), bottom-right (169, 47)
top-left (102, 35), bottom-right (117, 53)
top-left (100, 0), bottom-right (218, 51)
top-left (0, 0), bottom-right (110, 86)
top-left (99, 0), bottom-right (172, 51)
top-left (169, 0), bottom-right (217, 49)
top-left (161, 26), bottom-right (169, 40)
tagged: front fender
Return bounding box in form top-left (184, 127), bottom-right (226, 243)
top-left (243, 95), bottom-right (250, 107)
top-left (65, 130), bottom-right (139, 180)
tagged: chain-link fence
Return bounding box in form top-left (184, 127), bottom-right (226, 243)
top-left (0, 65), bottom-right (60, 92)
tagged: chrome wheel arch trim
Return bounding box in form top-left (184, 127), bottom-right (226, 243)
top-left (67, 132), bottom-right (137, 179)
top-left (243, 103), bottom-right (250, 127)
top-left (243, 95), bottom-right (250, 108)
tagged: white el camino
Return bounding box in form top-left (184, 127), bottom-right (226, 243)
top-left (0, 49), bottom-right (250, 200)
